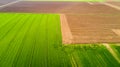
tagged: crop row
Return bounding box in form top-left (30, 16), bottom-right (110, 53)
top-left (0, 13), bottom-right (119, 67)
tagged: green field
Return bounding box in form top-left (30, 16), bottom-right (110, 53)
top-left (111, 44), bottom-right (120, 60)
top-left (0, 13), bottom-right (120, 67)
top-left (63, 44), bottom-right (120, 67)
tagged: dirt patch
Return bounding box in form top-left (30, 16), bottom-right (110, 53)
top-left (103, 2), bottom-right (120, 11)
top-left (112, 29), bottom-right (120, 36)
top-left (107, 1), bottom-right (120, 7)
top-left (0, 1), bottom-right (79, 13)
top-left (60, 14), bottom-right (73, 44)
top-left (0, 1), bottom-right (120, 14)
top-left (66, 14), bottom-right (120, 43)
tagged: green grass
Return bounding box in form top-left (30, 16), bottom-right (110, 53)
top-left (63, 44), bottom-right (120, 67)
top-left (0, 13), bottom-right (120, 67)
top-left (110, 44), bottom-right (120, 60)
top-left (0, 13), bottom-right (71, 67)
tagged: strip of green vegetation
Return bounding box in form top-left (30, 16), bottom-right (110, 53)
top-left (0, 13), bottom-right (119, 67)
top-left (110, 44), bottom-right (120, 60)
top-left (63, 44), bottom-right (120, 67)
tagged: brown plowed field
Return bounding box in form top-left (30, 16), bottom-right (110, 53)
top-left (107, 2), bottom-right (120, 7)
top-left (0, 0), bottom-right (17, 6)
top-left (0, 3), bottom-right (4, 6)
top-left (0, 1), bottom-right (120, 14)
top-left (60, 3), bottom-right (120, 14)
top-left (66, 14), bottom-right (120, 43)
top-left (0, 1), bottom-right (79, 13)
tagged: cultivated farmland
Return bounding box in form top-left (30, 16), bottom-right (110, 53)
top-left (63, 44), bottom-right (120, 67)
top-left (2, 1), bottom-right (120, 43)
top-left (111, 44), bottom-right (120, 60)
top-left (0, 13), bottom-right (120, 67)
top-left (0, 13), bottom-right (71, 67)
top-left (0, 0), bottom-right (120, 67)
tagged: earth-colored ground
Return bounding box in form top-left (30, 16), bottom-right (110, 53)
top-left (0, 1), bottom-right (120, 14)
top-left (107, 2), bottom-right (120, 6)
top-left (66, 14), bottom-right (120, 43)
top-left (0, 1), bottom-right (78, 13)
top-left (60, 14), bottom-right (73, 44)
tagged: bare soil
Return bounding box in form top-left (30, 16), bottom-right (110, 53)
top-left (107, 1), bottom-right (120, 7)
top-left (66, 14), bottom-right (120, 43)
top-left (0, 1), bottom-right (120, 14)
top-left (0, 1), bottom-right (120, 44)
top-left (0, 1), bottom-right (78, 13)
top-left (60, 14), bottom-right (73, 44)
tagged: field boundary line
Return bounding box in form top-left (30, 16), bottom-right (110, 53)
top-left (0, 0), bottom-right (22, 8)
top-left (111, 44), bottom-right (120, 46)
top-left (112, 29), bottom-right (120, 36)
top-left (60, 14), bottom-right (73, 44)
top-left (103, 43), bottom-right (120, 63)
top-left (87, 2), bottom-right (94, 5)
top-left (71, 55), bottom-right (77, 67)
top-left (102, 2), bottom-right (120, 10)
